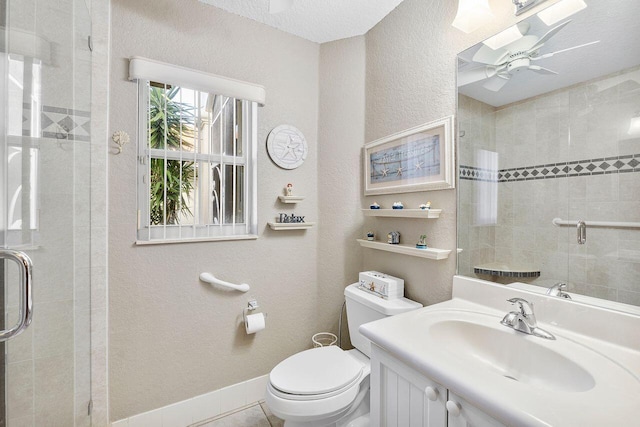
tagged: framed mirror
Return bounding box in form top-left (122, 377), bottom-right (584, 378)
top-left (456, 0), bottom-right (640, 311)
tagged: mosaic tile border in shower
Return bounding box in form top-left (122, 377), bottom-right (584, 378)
top-left (473, 267), bottom-right (541, 278)
top-left (459, 165), bottom-right (499, 182)
top-left (22, 103), bottom-right (91, 142)
top-left (460, 153), bottom-right (640, 183)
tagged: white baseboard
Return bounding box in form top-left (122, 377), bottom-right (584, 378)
top-left (111, 374), bottom-right (270, 427)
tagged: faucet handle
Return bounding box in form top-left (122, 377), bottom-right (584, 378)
top-left (502, 297), bottom-right (553, 339)
top-left (506, 297), bottom-right (534, 315)
top-left (546, 282), bottom-right (572, 299)
top-left (546, 282), bottom-right (567, 292)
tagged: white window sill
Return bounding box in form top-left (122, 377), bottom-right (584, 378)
top-left (135, 234), bottom-right (258, 246)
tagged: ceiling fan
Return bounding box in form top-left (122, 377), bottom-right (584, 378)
top-left (269, 0), bottom-right (294, 14)
top-left (458, 20), bottom-right (599, 92)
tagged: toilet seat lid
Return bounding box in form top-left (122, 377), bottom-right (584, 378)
top-left (270, 346), bottom-right (364, 396)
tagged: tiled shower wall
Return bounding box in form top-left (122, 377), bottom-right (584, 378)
top-left (459, 65), bottom-right (640, 306)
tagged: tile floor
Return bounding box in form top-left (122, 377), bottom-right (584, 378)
top-left (191, 401), bottom-right (284, 427)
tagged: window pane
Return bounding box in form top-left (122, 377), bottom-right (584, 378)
top-left (223, 164), bottom-right (244, 224)
top-left (211, 164), bottom-right (222, 225)
top-left (149, 158), bottom-right (195, 225)
top-left (235, 165), bottom-right (245, 223)
top-left (198, 92), bottom-right (210, 156)
top-left (148, 83), bottom-right (167, 150)
top-left (223, 99), bottom-right (235, 155)
top-left (176, 87), bottom-right (196, 153)
top-left (235, 99), bottom-right (243, 157)
top-left (148, 84), bottom-right (196, 152)
top-left (209, 95), bottom-right (231, 156)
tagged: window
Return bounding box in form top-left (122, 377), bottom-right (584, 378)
top-left (131, 58), bottom-right (264, 243)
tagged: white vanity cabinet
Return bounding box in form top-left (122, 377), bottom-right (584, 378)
top-left (370, 344), bottom-right (504, 427)
top-left (370, 344), bottom-right (447, 426)
top-left (446, 392), bottom-right (506, 427)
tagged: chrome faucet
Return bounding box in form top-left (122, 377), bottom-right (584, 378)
top-left (546, 282), bottom-right (572, 299)
top-left (501, 297), bottom-right (555, 340)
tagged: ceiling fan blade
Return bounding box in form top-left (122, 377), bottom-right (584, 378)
top-left (531, 40), bottom-right (600, 61)
top-left (528, 65), bottom-right (559, 75)
top-left (458, 66), bottom-right (498, 86)
top-left (483, 76), bottom-right (510, 92)
top-left (528, 20), bottom-right (572, 53)
top-left (269, 0), bottom-right (293, 14)
top-left (472, 45), bottom-right (510, 66)
top-left (503, 34), bottom-right (540, 53)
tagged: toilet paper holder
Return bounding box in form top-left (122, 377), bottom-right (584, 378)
top-left (243, 299), bottom-right (267, 322)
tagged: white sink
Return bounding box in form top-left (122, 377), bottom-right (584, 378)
top-left (428, 317), bottom-right (595, 393)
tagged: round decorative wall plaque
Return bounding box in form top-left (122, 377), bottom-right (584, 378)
top-left (266, 125), bottom-right (308, 170)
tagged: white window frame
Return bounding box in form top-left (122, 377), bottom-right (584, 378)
top-left (130, 59), bottom-right (262, 244)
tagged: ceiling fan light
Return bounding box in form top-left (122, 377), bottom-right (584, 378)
top-left (452, 0), bottom-right (494, 34)
top-left (537, 0), bottom-right (587, 26)
top-left (628, 114), bottom-right (640, 136)
top-left (482, 23), bottom-right (529, 50)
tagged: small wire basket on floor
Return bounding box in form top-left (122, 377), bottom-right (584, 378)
top-left (312, 332), bottom-right (337, 347)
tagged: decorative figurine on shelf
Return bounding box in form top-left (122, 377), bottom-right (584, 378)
top-left (416, 234), bottom-right (428, 249)
top-left (285, 183), bottom-right (293, 196)
top-left (392, 201), bottom-right (404, 209)
top-left (366, 231), bottom-right (375, 241)
top-left (419, 201), bottom-right (432, 210)
top-left (387, 231), bottom-right (400, 244)
top-left (370, 202), bottom-right (381, 209)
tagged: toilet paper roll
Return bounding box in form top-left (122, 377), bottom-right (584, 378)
top-left (245, 313), bottom-right (266, 334)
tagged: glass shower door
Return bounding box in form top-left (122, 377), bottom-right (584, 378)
top-left (1, 0), bottom-right (92, 425)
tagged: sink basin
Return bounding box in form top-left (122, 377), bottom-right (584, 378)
top-left (429, 317), bottom-right (596, 393)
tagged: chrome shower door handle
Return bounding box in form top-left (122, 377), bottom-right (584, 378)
top-left (577, 220), bottom-right (586, 245)
top-left (0, 249), bottom-right (33, 342)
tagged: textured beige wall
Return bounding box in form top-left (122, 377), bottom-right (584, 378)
top-left (317, 37), bottom-right (366, 341)
top-left (108, 0), bottom-right (319, 419)
top-left (362, 0), bottom-right (560, 306)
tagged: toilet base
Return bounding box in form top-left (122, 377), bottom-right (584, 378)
top-left (336, 392), bottom-right (369, 427)
top-left (281, 386), bottom-right (370, 427)
top-left (340, 414), bottom-right (369, 427)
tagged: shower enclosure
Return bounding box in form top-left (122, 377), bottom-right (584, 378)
top-left (1, 0), bottom-right (92, 425)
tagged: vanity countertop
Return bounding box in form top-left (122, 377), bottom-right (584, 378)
top-left (360, 275), bottom-right (640, 427)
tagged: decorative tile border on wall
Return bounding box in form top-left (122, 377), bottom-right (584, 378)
top-left (460, 153), bottom-right (640, 183)
top-left (110, 374), bottom-right (270, 427)
top-left (22, 103), bottom-right (91, 142)
top-left (459, 165), bottom-right (499, 182)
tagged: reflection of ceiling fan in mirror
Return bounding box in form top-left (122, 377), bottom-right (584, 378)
top-left (458, 20), bottom-right (599, 92)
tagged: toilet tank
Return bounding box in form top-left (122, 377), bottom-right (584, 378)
top-left (344, 283), bottom-right (422, 357)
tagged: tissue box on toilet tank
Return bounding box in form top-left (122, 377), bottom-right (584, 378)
top-left (358, 271), bottom-right (404, 299)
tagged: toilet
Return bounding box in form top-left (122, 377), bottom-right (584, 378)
top-left (265, 283), bottom-right (422, 426)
